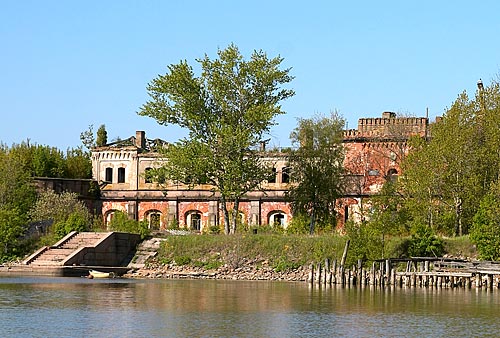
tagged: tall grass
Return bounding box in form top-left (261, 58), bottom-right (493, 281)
top-left (156, 233), bottom-right (475, 272)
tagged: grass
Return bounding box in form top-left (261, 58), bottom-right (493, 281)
top-left (154, 232), bottom-right (477, 273)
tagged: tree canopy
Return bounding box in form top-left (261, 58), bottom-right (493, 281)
top-left (287, 112), bottom-right (346, 234)
top-left (400, 80), bottom-right (500, 236)
top-left (139, 44), bottom-right (294, 234)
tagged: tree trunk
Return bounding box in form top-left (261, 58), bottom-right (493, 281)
top-left (221, 197), bottom-right (230, 235)
top-left (455, 196), bottom-right (463, 236)
top-left (230, 199), bottom-right (240, 234)
top-left (309, 208), bottom-right (316, 235)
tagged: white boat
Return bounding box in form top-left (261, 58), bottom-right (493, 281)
top-left (89, 270), bottom-right (114, 278)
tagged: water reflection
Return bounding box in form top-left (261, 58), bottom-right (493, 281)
top-left (1, 276), bottom-right (500, 337)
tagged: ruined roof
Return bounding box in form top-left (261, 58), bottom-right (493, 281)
top-left (95, 135), bottom-right (168, 152)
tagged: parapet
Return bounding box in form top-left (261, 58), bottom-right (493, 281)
top-left (355, 112), bottom-right (428, 138)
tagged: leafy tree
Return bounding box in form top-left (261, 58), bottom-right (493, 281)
top-left (139, 44), bottom-right (294, 234)
top-left (0, 208), bottom-right (26, 260)
top-left (365, 180), bottom-right (410, 257)
top-left (401, 89), bottom-right (491, 236)
top-left (0, 145), bottom-right (37, 214)
top-left (96, 124), bottom-right (108, 147)
top-left (80, 125), bottom-right (95, 150)
top-left (287, 112), bottom-right (345, 234)
top-left (29, 190), bottom-right (90, 228)
top-left (470, 183), bottom-right (500, 260)
top-left (65, 147), bottom-right (92, 179)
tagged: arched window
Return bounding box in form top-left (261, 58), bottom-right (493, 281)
top-left (387, 168), bottom-right (398, 182)
top-left (104, 210), bottom-right (118, 227)
top-left (268, 211), bottom-right (287, 227)
top-left (229, 211), bottom-right (246, 228)
top-left (281, 167), bottom-right (290, 184)
top-left (105, 167), bottom-right (113, 183)
top-left (186, 211), bottom-right (202, 231)
top-left (145, 210), bottom-right (162, 230)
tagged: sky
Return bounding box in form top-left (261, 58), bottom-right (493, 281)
top-left (1, 1), bottom-right (500, 150)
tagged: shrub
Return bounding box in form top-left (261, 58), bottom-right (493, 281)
top-left (285, 213), bottom-right (309, 234)
top-left (108, 211), bottom-right (151, 239)
top-left (408, 223), bottom-right (444, 257)
top-left (174, 255), bottom-right (191, 265)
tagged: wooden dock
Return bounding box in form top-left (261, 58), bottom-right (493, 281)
top-left (307, 257), bottom-right (500, 289)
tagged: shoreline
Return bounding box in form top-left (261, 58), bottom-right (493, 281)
top-left (124, 261), bottom-right (310, 282)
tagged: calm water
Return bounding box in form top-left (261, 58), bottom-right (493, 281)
top-left (1, 276), bottom-right (499, 338)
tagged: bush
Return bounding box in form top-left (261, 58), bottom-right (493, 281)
top-left (52, 212), bottom-right (89, 240)
top-left (408, 223), bottom-right (444, 257)
top-left (285, 214), bottom-right (309, 234)
top-left (108, 211), bottom-right (151, 239)
top-left (344, 221), bottom-right (384, 266)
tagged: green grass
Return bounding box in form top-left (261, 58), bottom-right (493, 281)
top-left (154, 233), bottom-right (476, 272)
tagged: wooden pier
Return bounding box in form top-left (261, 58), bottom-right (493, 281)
top-left (307, 257), bottom-right (500, 289)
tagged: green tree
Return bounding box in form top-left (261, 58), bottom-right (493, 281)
top-left (139, 44), bottom-right (294, 234)
top-left (287, 112), bottom-right (345, 234)
top-left (96, 124), bottom-right (108, 147)
top-left (65, 147), bottom-right (92, 179)
top-left (80, 125), bottom-right (95, 150)
top-left (0, 208), bottom-right (26, 260)
top-left (401, 91), bottom-right (487, 236)
top-left (470, 182), bottom-right (500, 260)
top-left (29, 190), bottom-right (91, 238)
top-left (366, 180), bottom-right (410, 257)
top-left (0, 145), bottom-right (37, 214)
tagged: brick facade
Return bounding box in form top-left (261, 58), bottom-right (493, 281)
top-left (91, 112), bottom-right (431, 231)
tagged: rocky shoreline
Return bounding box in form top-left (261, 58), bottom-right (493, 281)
top-left (124, 259), bottom-right (310, 282)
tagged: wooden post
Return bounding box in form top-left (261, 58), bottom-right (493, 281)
top-left (325, 258), bottom-right (331, 285)
top-left (332, 259), bottom-right (337, 284)
top-left (357, 259), bottom-right (363, 287)
top-left (370, 262), bottom-right (375, 286)
top-left (308, 263), bottom-right (314, 284)
top-left (315, 262), bottom-right (322, 284)
top-left (339, 240), bottom-right (350, 286)
top-left (385, 259), bottom-right (391, 285)
top-left (475, 273), bottom-right (482, 288)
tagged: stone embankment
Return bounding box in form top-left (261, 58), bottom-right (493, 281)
top-left (125, 259), bottom-right (309, 281)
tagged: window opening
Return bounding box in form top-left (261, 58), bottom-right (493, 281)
top-left (105, 167), bottom-right (113, 183)
top-left (118, 167), bottom-right (126, 183)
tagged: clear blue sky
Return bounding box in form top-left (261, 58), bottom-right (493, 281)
top-left (1, 1), bottom-right (499, 150)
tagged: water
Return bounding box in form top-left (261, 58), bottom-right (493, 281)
top-left (1, 276), bottom-right (499, 338)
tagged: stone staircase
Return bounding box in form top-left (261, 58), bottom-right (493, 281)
top-left (24, 232), bottom-right (110, 266)
top-left (127, 237), bottom-right (166, 269)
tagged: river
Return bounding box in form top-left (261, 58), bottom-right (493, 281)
top-left (1, 276), bottom-right (499, 337)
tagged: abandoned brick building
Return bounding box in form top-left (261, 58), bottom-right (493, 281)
top-left (90, 112), bottom-right (430, 231)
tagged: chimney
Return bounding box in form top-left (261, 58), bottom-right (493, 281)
top-left (260, 141), bottom-right (266, 152)
top-left (135, 131), bottom-right (146, 149)
top-left (382, 111), bottom-right (396, 119)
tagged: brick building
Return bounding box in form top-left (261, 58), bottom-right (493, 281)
top-left (91, 112), bottom-right (431, 231)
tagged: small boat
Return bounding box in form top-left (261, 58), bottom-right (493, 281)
top-left (89, 270), bottom-right (114, 278)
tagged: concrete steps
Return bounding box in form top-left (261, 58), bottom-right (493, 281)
top-left (27, 232), bottom-right (109, 266)
top-left (127, 238), bottom-right (165, 269)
